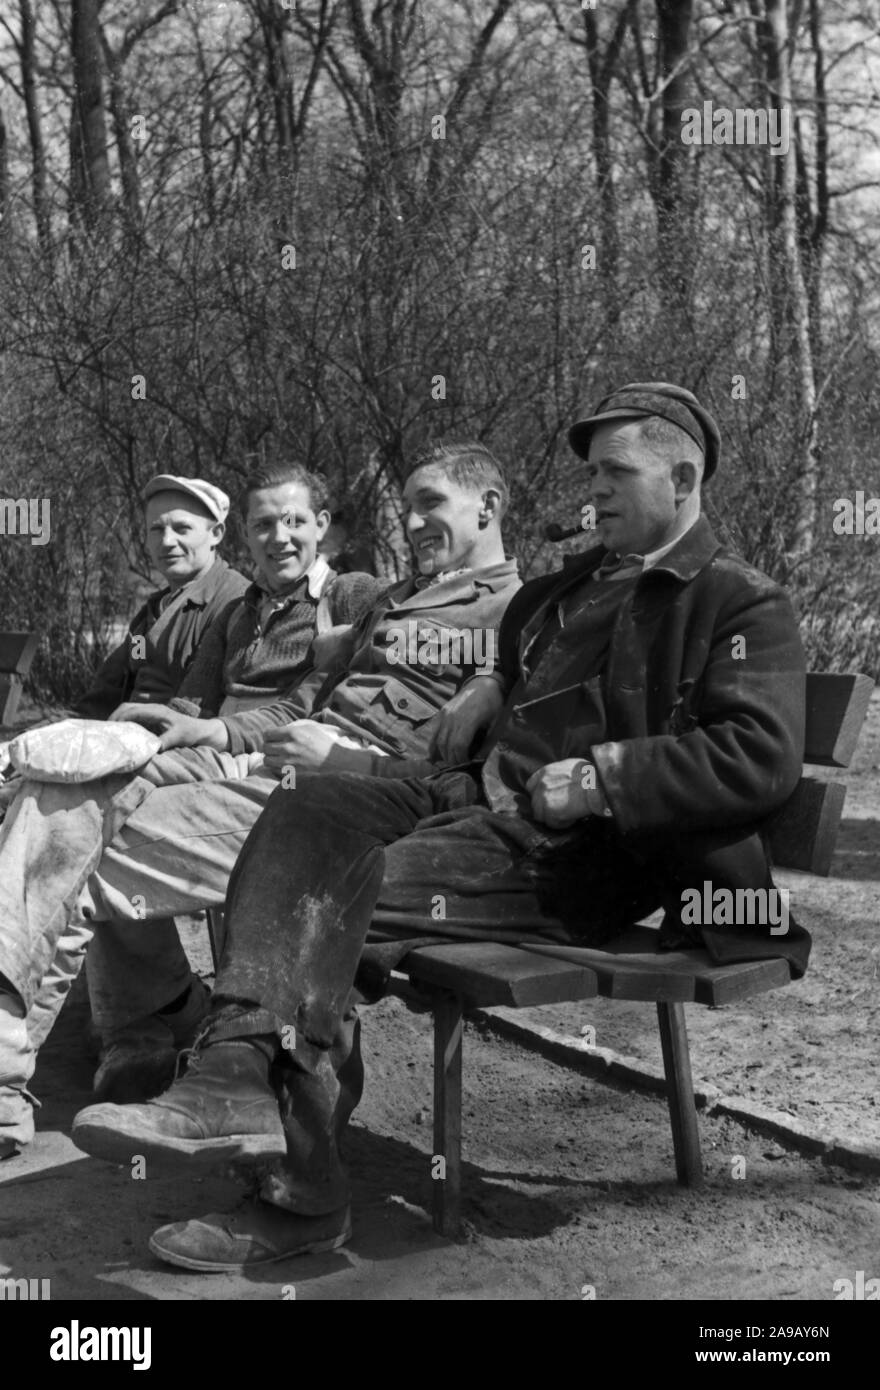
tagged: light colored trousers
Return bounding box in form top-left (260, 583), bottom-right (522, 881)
top-left (0, 748), bottom-right (277, 1059)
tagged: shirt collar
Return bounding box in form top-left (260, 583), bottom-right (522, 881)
top-left (254, 554), bottom-right (332, 604)
top-left (414, 565), bottom-right (470, 591)
top-left (411, 557), bottom-right (518, 594)
top-left (595, 514), bottom-right (700, 581)
top-left (303, 553), bottom-right (332, 599)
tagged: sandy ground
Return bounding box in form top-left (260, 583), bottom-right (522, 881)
top-left (0, 695), bottom-right (878, 1300)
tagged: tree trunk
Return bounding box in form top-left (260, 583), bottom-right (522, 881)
top-left (19, 0), bottom-right (51, 253)
top-left (654, 0), bottom-right (695, 331)
top-left (0, 102), bottom-right (8, 242)
top-left (582, 0), bottom-right (636, 319)
top-left (805, 0), bottom-right (829, 362)
top-left (764, 0), bottom-right (818, 559)
top-left (101, 37), bottom-right (143, 230)
top-left (69, 0), bottom-right (112, 232)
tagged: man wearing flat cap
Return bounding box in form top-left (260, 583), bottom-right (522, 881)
top-left (73, 383), bottom-right (811, 1271)
top-left (73, 475), bottom-right (248, 719)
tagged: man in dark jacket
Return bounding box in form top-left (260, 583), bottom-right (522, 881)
top-left (0, 475), bottom-right (247, 787)
top-left (73, 475), bottom-right (249, 718)
top-left (72, 385), bottom-right (810, 1271)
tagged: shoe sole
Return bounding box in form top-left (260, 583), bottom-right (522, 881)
top-left (71, 1115), bottom-right (287, 1169)
top-left (147, 1224), bottom-right (352, 1272)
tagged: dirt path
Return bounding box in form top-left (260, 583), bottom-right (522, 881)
top-left (2, 984), bottom-right (878, 1302)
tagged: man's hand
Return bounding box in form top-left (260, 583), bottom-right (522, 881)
top-left (109, 704), bottom-right (227, 752)
top-left (525, 759), bottom-right (599, 830)
top-left (262, 720), bottom-right (370, 776)
top-left (430, 677), bottom-right (504, 765)
top-left (109, 703), bottom-right (177, 728)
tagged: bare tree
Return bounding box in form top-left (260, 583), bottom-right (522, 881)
top-left (764, 0), bottom-right (818, 559)
top-left (15, 0), bottom-right (51, 252)
top-left (69, 0), bottom-right (112, 231)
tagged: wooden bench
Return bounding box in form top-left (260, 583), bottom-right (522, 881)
top-left (0, 632), bottom-right (38, 726)
top-left (208, 670), bottom-right (873, 1237)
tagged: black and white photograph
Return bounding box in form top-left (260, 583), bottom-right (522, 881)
top-left (0, 0), bottom-right (878, 1335)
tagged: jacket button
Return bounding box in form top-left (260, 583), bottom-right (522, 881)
top-left (399, 698), bottom-right (409, 709)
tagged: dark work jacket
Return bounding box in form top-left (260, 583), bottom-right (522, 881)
top-left (73, 557), bottom-right (248, 719)
top-left (492, 516), bottom-right (811, 976)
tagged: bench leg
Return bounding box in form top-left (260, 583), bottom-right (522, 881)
top-left (432, 993), bottom-right (463, 1237)
top-left (205, 907), bottom-right (225, 973)
top-left (656, 1001), bottom-right (703, 1187)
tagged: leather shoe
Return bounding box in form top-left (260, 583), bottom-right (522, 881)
top-left (149, 1200), bottom-right (352, 1271)
top-left (72, 1040), bottom-right (286, 1169)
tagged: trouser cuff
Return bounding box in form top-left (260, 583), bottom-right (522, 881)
top-left (208, 1004), bottom-right (282, 1045)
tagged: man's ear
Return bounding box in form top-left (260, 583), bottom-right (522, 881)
top-left (210, 521), bottom-right (226, 548)
top-left (315, 508), bottom-right (332, 541)
top-left (478, 487), bottom-right (503, 526)
top-left (672, 461), bottom-right (701, 506)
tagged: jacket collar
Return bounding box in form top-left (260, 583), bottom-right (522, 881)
top-left (157, 555), bottom-right (232, 610)
top-left (391, 557), bottom-right (519, 608)
top-left (558, 514), bottom-right (722, 588)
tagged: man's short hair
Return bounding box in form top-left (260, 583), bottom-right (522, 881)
top-left (406, 441), bottom-right (510, 516)
top-left (238, 463), bottom-right (332, 518)
top-left (637, 417), bottom-right (705, 475)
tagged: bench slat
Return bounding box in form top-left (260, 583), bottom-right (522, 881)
top-left (765, 776), bottom-right (846, 876)
top-left (0, 674), bottom-right (24, 726)
top-left (404, 930), bottom-right (792, 1010)
top-left (0, 632), bottom-right (38, 677)
top-left (514, 935), bottom-right (791, 1005)
top-left (804, 672), bottom-right (873, 767)
top-left (402, 942), bottom-right (599, 1008)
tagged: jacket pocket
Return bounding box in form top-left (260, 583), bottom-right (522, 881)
top-left (506, 675), bottom-right (607, 764)
top-left (351, 676), bottom-right (442, 757)
top-left (668, 677), bottom-right (699, 736)
top-left (376, 677), bottom-right (439, 724)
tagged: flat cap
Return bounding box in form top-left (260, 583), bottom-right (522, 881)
top-left (141, 475), bottom-right (230, 524)
top-left (568, 382), bottom-right (721, 480)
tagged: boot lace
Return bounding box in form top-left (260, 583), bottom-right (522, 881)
top-left (171, 1018), bottom-right (215, 1083)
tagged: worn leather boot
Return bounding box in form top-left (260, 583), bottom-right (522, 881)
top-left (92, 976), bottom-right (211, 1104)
top-left (71, 1038), bottom-right (286, 1169)
top-left (149, 1199), bottom-right (352, 1271)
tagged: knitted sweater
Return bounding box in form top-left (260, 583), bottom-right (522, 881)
top-left (169, 568), bottom-right (383, 718)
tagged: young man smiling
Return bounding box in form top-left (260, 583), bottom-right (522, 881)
top-left (0, 443), bottom-right (520, 1150)
top-left (70, 384), bottom-right (811, 1272)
